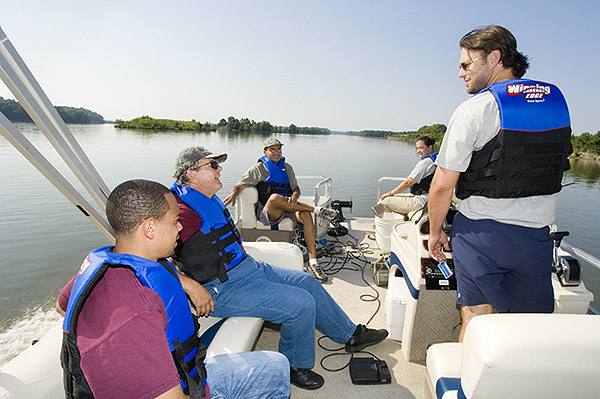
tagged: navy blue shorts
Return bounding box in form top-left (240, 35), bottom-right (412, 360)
top-left (450, 213), bottom-right (554, 313)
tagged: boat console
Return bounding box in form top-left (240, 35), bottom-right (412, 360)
top-left (386, 211), bottom-right (594, 363)
top-left (551, 230), bottom-right (594, 313)
top-left (387, 208), bottom-right (461, 362)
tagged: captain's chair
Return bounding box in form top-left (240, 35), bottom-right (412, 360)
top-left (235, 176), bottom-right (332, 242)
top-left (425, 313), bottom-right (600, 399)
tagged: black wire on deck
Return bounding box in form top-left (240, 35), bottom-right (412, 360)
top-left (317, 232), bottom-right (383, 326)
top-left (317, 334), bottom-right (384, 372)
top-left (307, 231), bottom-right (387, 372)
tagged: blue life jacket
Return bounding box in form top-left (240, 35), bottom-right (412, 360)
top-left (172, 183), bottom-right (245, 284)
top-left (410, 153), bottom-right (438, 195)
top-left (257, 155), bottom-right (293, 204)
top-left (61, 246), bottom-right (206, 398)
top-left (456, 79), bottom-right (572, 199)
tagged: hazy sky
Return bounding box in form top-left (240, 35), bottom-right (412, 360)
top-left (1, 1), bottom-right (598, 133)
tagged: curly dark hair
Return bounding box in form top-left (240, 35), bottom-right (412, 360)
top-left (460, 25), bottom-right (529, 78)
top-left (106, 179), bottom-right (171, 237)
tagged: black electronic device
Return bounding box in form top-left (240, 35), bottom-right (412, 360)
top-left (556, 255), bottom-right (582, 286)
top-left (349, 357), bottom-right (392, 385)
top-left (330, 199), bottom-right (353, 222)
top-left (327, 224), bottom-right (348, 237)
top-left (423, 259), bottom-right (457, 290)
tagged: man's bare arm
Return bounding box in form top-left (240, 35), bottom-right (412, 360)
top-left (427, 167), bottom-right (459, 262)
top-left (55, 300), bottom-right (65, 316)
top-left (223, 184), bottom-right (246, 206)
top-left (178, 271), bottom-right (215, 316)
top-left (288, 186), bottom-right (301, 207)
top-left (155, 384), bottom-right (188, 399)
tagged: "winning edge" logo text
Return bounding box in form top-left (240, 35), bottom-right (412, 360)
top-left (506, 83), bottom-right (551, 100)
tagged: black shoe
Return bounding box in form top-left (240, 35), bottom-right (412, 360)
top-left (290, 367), bottom-right (324, 390)
top-left (345, 324), bottom-right (389, 353)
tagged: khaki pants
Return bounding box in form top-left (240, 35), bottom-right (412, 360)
top-left (375, 194), bottom-right (422, 216)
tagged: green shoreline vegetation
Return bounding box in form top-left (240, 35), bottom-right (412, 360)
top-left (388, 123), bottom-right (600, 160)
top-left (4, 94), bottom-right (596, 160)
top-left (0, 97), bottom-right (105, 124)
top-left (115, 116), bottom-right (599, 159)
top-left (114, 115), bottom-right (330, 136)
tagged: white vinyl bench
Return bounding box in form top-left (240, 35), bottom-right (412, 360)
top-left (425, 313), bottom-right (600, 399)
top-left (0, 242), bottom-right (303, 399)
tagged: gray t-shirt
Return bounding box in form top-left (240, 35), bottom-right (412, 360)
top-left (408, 156), bottom-right (437, 207)
top-left (437, 91), bottom-right (556, 228)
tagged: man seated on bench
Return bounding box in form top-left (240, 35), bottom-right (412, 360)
top-left (56, 179), bottom-right (290, 399)
top-left (172, 146), bottom-right (388, 391)
top-left (372, 136), bottom-right (437, 219)
top-left (223, 137), bottom-right (338, 283)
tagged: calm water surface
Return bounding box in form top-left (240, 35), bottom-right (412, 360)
top-left (1, 123), bottom-right (599, 364)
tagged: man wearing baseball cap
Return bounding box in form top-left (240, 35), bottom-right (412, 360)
top-left (223, 137), bottom-right (338, 283)
top-left (170, 146), bottom-right (388, 390)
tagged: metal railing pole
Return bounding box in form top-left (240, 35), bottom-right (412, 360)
top-left (0, 25), bottom-right (110, 210)
top-left (0, 111), bottom-right (114, 241)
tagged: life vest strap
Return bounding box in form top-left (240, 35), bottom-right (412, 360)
top-left (172, 337), bottom-right (205, 398)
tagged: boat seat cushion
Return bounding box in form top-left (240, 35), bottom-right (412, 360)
top-left (204, 316), bottom-right (264, 358)
top-left (426, 313), bottom-right (600, 399)
top-left (426, 343), bottom-right (461, 399)
top-left (244, 241), bottom-right (304, 271)
top-left (239, 186), bottom-right (295, 231)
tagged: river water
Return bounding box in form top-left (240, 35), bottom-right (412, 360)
top-left (1, 123), bottom-right (599, 365)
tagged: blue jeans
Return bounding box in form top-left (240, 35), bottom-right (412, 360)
top-left (204, 256), bottom-right (356, 368)
top-left (205, 350), bottom-right (290, 398)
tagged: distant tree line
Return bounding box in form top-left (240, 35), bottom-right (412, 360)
top-left (114, 116), bottom-right (213, 131)
top-left (279, 123), bottom-right (330, 135)
top-left (217, 116), bottom-right (273, 133)
top-left (0, 97), bottom-right (105, 124)
top-left (389, 123), bottom-right (599, 157)
top-left (217, 117), bottom-right (330, 135)
top-left (388, 123), bottom-right (448, 144)
top-left (115, 115), bottom-right (330, 136)
top-left (4, 96), bottom-right (597, 157)
top-left (346, 129), bottom-right (416, 138)
top-left (571, 131), bottom-right (600, 156)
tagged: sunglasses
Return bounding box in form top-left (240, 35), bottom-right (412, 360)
top-left (459, 52), bottom-right (487, 71)
top-left (192, 160), bottom-right (220, 170)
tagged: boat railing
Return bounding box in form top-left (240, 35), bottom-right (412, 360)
top-left (297, 175), bottom-right (332, 206)
top-left (377, 176), bottom-right (405, 198)
top-left (561, 241), bottom-right (600, 269)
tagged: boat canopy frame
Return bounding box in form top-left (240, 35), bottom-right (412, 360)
top-left (0, 25), bottom-right (114, 240)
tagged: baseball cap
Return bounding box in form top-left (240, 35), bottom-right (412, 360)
top-left (173, 146), bottom-right (227, 180)
top-left (263, 137), bottom-right (283, 149)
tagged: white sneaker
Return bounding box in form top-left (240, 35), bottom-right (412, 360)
top-left (316, 207), bottom-right (339, 224)
top-left (303, 261), bottom-right (328, 283)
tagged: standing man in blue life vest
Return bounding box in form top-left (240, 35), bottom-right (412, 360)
top-left (371, 136), bottom-right (438, 219)
top-left (427, 25), bottom-right (572, 341)
top-left (171, 147), bottom-right (388, 390)
top-left (223, 137), bottom-right (339, 283)
top-left (57, 179), bottom-right (291, 399)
